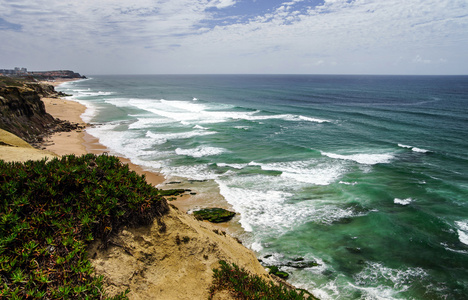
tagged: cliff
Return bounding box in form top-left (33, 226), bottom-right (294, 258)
top-left (0, 77), bottom-right (81, 145)
top-left (30, 70), bottom-right (86, 79)
top-left (0, 128), bottom-right (57, 162)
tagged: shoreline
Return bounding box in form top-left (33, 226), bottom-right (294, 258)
top-left (43, 79), bottom-right (167, 187)
top-left (38, 79), bottom-right (291, 299)
top-left (44, 79), bottom-right (246, 234)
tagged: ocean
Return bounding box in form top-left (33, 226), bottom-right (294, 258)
top-left (57, 75), bottom-right (468, 299)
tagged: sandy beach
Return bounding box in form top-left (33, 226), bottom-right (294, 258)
top-left (41, 81), bottom-right (166, 187)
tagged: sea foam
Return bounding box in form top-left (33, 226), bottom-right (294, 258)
top-left (394, 198), bottom-right (413, 205)
top-left (353, 262), bottom-right (428, 299)
top-left (398, 144), bottom-right (430, 153)
top-left (126, 98), bottom-right (330, 125)
top-left (321, 151), bottom-right (394, 165)
top-left (175, 146), bottom-right (226, 158)
top-left (455, 221), bottom-right (468, 246)
top-left (146, 130), bottom-right (216, 145)
top-left (216, 173), bottom-right (364, 236)
top-left (249, 160), bottom-right (344, 185)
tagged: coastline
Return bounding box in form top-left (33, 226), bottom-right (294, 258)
top-left (38, 80), bottom-right (287, 299)
top-left (43, 80), bottom-right (240, 220)
top-left (42, 79), bottom-right (166, 187)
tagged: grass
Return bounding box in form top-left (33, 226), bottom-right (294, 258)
top-left (209, 260), bottom-right (317, 300)
top-left (0, 76), bottom-right (27, 87)
top-left (0, 154), bottom-right (170, 299)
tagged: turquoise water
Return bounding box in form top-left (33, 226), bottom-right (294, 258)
top-left (58, 75), bottom-right (468, 299)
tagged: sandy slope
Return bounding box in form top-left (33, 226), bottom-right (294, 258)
top-left (89, 207), bottom-right (269, 299)
top-left (0, 129), bottom-right (57, 162)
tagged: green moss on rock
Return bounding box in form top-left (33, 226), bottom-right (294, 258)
top-left (193, 208), bottom-right (236, 223)
top-left (266, 266), bottom-right (290, 279)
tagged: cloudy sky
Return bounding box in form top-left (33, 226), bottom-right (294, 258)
top-left (1, 0), bottom-right (467, 75)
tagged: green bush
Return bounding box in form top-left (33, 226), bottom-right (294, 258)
top-left (0, 154), bottom-right (169, 299)
top-left (209, 260), bottom-right (316, 300)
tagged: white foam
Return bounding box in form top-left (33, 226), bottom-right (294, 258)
top-left (105, 98), bottom-right (134, 108)
top-left (353, 262), bottom-right (428, 299)
top-left (398, 144), bottom-right (430, 153)
top-left (249, 160), bottom-right (344, 186)
top-left (297, 115), bottom-right (330, 123)
top-left (455, 221), bottom-right (468, 245)
top-left (128, 117), bottom-right (173, 129)
top-left (175, 146), bottom-right (226, 158)
top-left (250, 242), bottom-right (263, 252)
top-left (86, 124), bottom-right (173, 165)
top-left (339, 181), bottom-right (357, 185)
top-left (217, 162), bottom-right (248, 169)
top-left (412, 147), bottom-right (429, 153)
top-left (75, 89), bottom-right (114, 97)
top-left (146, 130), bottom-right (216, 145)
top-left (321, 151), bottom-right (394, 165)
top-left (161, 164), bottom-right (219, 180)
top-left (216, 174), bottom-right (362, 234)
top-left (441, 242), bottom-right (468, 254)
top-left (394, 198), bottom-right (413, 205)
top-left (398, 144), bottom-right (412, 149)
top-left (128, 99), bottom-right (242, 124)
top-left (247, 113), bottom-right (330, 123)
top-left (126, 98), bottom-right (331, 125)
top-left (61, 98), bottom-right (97, 123)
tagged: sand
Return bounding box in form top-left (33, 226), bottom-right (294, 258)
top-left (0, 129), bottom-right (57, 162)
top-left (34, 82), bottom-right (280, 299)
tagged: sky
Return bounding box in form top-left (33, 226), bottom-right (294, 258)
top-left (0, 0), bottom-right (467, 75)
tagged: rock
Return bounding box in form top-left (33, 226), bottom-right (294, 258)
top-left (192, 208), bottom-right (236, 223)
top-left (158, 189), bottom-right (186, 197)
top-left (266, 266), bottom-right (289, 279)
top-left (188, 179), bottom-right (208, 183)
top-left (346, 247), bottom-right (362, 254)
top-left (286, 259), bottom-right (320, 269)
top-left (0, 77), bottom-right (85, 147)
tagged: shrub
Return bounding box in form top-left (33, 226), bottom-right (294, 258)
top-left (209, 260), bottom-right (316, 300)
top-left (0, 154), bottom-right (169, 299)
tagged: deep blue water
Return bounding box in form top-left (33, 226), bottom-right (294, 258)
top-left (58, 75), bottom-right (468, 299)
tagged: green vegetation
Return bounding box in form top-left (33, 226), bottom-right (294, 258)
top-left (157, 189), bottom-right (186, 197)
top-left (209, 260), bottom-right (315, 300)
top-left (266, 266), bottom-right (290, 279)
top-left (0, 76), bottom-right (27, 87)
top-left (193, 208), bottom-right (236, 223)
top-left (0, 154), bottom-right (169, 299)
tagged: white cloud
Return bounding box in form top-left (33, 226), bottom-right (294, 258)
top-left (209, 0), bottom-right (237, 9)
top-left (0, 0), bottom-right (467, 74)
top-left (413, 55), bottom-right (432, 64)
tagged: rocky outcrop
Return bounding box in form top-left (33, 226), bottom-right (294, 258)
top-left (0, 80), bottom-right (82, 146)
top-left (30, 70), bottom-right (86, 79)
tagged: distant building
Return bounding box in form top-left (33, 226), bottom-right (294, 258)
top-left (0, 67), bottom-right (27, 75)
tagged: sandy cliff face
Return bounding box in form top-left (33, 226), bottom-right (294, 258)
top-left (0, 84), bottom-right (57, 144)
top-left (89, 207), bottom-right (269, 300)
top-left (0, 128), bottom-right (57, 162)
